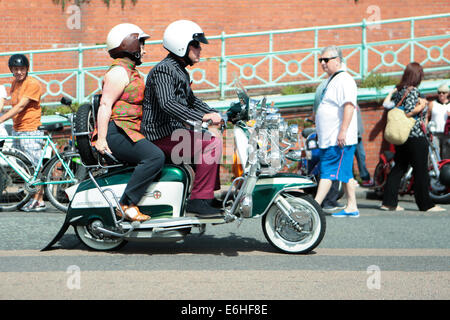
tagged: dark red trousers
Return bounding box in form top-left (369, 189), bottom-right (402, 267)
top-left (153, 129), bottom-right (222, 200)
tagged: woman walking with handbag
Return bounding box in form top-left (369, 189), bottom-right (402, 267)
top-left (380, 62), bottom-right (445, 212)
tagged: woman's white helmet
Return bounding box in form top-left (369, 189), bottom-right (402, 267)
top-left (106, 23), bottom-right (150, 64)
top-left (163, 20), bottom-right (208, 57)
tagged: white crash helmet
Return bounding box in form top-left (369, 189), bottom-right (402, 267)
top-left (163, 20), bottom-right (208, 57)
top-left (106, 23), bottom-right (150, 64)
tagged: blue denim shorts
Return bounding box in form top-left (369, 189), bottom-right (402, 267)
top-left (319, 145), bottom-right (356, 183)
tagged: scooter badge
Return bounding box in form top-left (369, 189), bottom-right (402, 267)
top-left (151, 190), bottom-right (161, 199)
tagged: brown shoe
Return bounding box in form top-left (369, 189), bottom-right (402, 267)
top-left (117, 205), bottom-right (150, 222)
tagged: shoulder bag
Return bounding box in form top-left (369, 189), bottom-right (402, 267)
top-left (384, 87), bottom-right (417, 145)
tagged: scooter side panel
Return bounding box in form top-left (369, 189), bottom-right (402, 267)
top-left (70, 181), bottom-right (185, 215)
top-left (75, 165), bottom-right (188, 192)
top-left (67, 165), bottom-right (189, 226)
top-left (252, 174), bottom-right (316, 217)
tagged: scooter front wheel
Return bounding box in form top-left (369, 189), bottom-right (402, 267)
top-left (262, 193), bottom-right (325, 254)
top-left (75, 222), bottom-right (127, 251)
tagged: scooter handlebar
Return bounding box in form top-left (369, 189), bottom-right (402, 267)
top-left (60, 97), bottom-right (72, 106)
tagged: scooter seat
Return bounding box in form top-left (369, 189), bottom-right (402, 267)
top-left (100, 150), bottom-right (128, 166)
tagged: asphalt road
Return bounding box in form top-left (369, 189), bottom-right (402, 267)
top-left (0, 190), bottom-right (449, 302)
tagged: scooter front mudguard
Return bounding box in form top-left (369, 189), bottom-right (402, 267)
top-left (251, 173), bottom-right (316, 217)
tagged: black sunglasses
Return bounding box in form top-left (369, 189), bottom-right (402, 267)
top-left (319, 56), bottom-right (338, 63)
top-left (438, 91), bottom-right (447, 94)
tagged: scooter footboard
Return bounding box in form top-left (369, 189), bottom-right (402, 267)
top-left (251, 173), bottom-right (316, 217)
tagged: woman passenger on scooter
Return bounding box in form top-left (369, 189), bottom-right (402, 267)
top-left (94, 23), bottom-right (165, 222)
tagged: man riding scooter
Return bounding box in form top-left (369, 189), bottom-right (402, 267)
top-left (141, 20), bottom-right (223, 217)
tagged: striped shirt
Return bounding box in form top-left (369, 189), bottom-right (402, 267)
top-left (141, 54), bottom-right (216, 141)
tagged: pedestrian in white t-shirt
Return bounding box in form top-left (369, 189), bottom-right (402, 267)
top-left (427, 83), bottom-right (449, 159)
top-left (314, 45), bottom-right (359, 218)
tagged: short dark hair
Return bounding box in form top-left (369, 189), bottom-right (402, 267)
top-left (396, 62), bottom-right (424, 90)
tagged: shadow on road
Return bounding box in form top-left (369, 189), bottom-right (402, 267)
top-left (50, 232), bottom-right (308, 256)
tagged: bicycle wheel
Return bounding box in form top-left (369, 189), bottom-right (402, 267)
top-left (43, 151), bottom-right (87, 213)
top-left (0, 149), bottom-right (34, 211)
top-left (75, 103), bottom-right (98, 165)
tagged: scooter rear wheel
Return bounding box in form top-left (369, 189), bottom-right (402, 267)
top-left (262, 193), bottom-right (325, 254)
top-left (75, 222), bottom-right (127, 251)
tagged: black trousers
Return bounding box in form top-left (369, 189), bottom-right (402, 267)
top-left (106, 122), bottom-right (165, 206)
top-left (382, 136), bottom-right (434, 211)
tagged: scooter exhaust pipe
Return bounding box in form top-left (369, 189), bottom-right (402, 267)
top-left (92, 221), bottom-right (141, 238)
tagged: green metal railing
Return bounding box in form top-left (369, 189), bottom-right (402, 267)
top-left (0, 13), bottom-right (448, 107)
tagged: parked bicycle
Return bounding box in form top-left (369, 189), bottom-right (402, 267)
top-left (0, 98), bottom-right (86, 212)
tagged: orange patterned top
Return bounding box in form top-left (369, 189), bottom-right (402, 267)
top-left (108, 58), bottom-right (145, 142)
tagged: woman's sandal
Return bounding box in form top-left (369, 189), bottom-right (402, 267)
top-left (116, 205), bottom-right (151, 222)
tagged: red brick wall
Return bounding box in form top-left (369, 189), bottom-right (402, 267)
top-left (1, 0), bottom-right (448, 71)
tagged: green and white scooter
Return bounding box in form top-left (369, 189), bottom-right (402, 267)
top-left (42, 88), bottom-right (326, 254)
